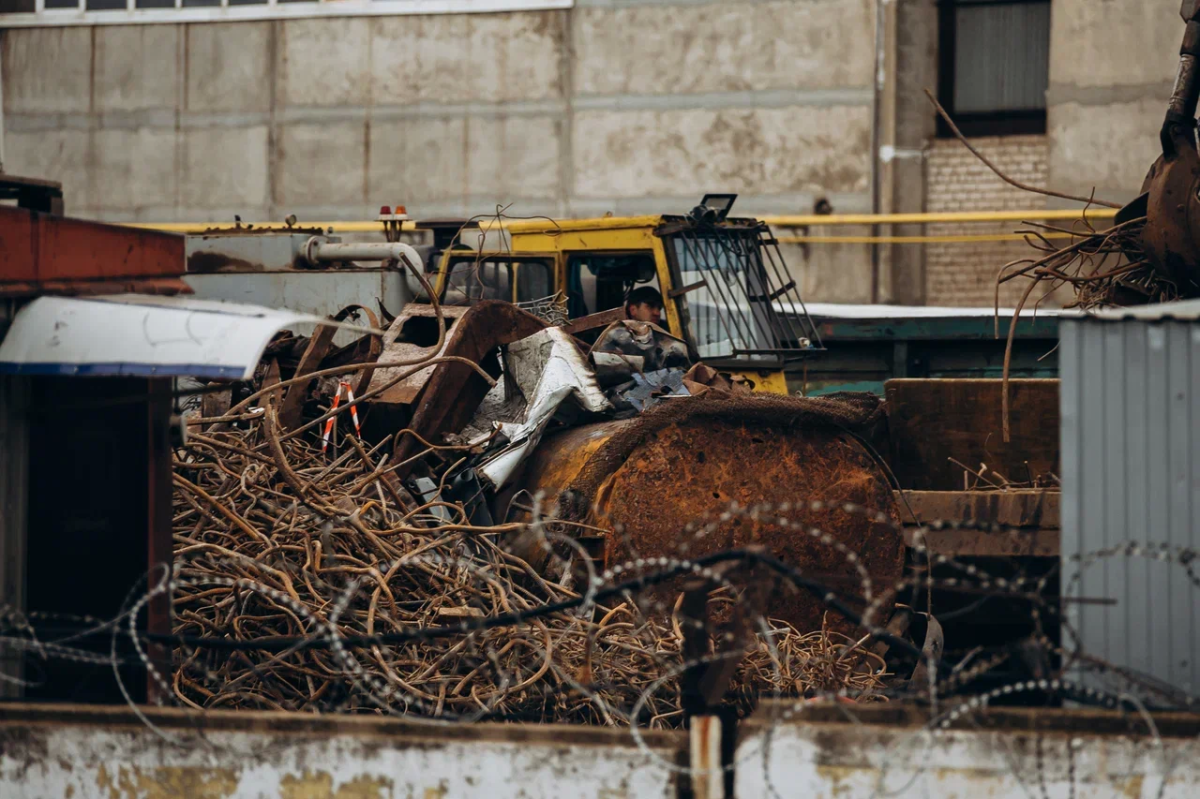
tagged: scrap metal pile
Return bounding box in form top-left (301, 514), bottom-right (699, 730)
top-left (172, 290), bottom-right (896, 725)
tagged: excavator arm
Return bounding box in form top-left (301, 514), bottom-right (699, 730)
top-left (1162, 1), bottom-right (1200, 158)
top-left (1125, 1), bottom-right (1200, 298)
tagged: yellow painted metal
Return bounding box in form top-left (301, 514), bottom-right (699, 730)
top-left (724, 369), bottom-right (789, 395)
top-left (123, 208), bottom-right (1118, 235)
top-left (777, 231), bottom-right (1082, 245)
top-left (650, 236), bottom-right (684, 339)
top-left (419, 215), bottom-right (789, 394)
top-left (125, 220), bottom-right (400, 234)
top-left (761, 208), bottom-right (1118, 226)
top-left (506, 218), bottom-right (664, 251)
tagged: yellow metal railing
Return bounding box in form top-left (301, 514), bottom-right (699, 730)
top-left (124, 208), bottom-right (1120, 245)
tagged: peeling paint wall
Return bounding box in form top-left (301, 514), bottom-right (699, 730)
top-left (736, 707), bottom-right (1200, 798)
top-left (0, 705), bottom-right (682, 799)
top-left (0, 1), bottom-right (875, 225)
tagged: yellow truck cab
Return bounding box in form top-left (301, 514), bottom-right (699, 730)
top-left (427, 195), bottom-right (823, 394)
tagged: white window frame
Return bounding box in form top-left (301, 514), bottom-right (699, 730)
top-left (2, 0), bottom-right (570, 27)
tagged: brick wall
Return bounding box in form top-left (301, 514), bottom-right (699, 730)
top-left (924, 135), bottom-right (1068, 308)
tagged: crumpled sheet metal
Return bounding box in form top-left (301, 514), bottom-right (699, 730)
top-left (366, 303), bottom-right (472, 405)
top-left (590, 320), bottom-right (689, 373)
top-left (610, 368), bottom-right (690, 413)
top-left (477, 327), bottom-right (611, 490)
top-left (382, 301), bottom-right (549, 480)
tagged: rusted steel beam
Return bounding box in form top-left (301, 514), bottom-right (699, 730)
top-left (897, 490), bottom-right (1059, 529)
top-left (389, 301), bottom-right (548, 479)
top-left (897, 489), bottom-right (1060, 556)
top-left (902, 527), bottom-right (1059, 557)
top-left (562, 307), bottom-right (626, 336)
top-left (0, 206), bottom-right (186, 297)
top-left (278, 325), bottom-right (338, 430)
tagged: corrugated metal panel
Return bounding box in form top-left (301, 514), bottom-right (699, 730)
top-left (1061, 315), bottom-right (1200, 697)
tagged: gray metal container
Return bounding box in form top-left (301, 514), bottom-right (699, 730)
top-left (183, 229), bottom-right (414, 344)
top-left (1060, 300), bottom-right (1200, 701)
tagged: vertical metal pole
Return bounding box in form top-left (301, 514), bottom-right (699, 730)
top-left (689, 715), bottom-right (725, 799)
top-left (0, 370), bottom-right (30, 698)
top-left (145, 378), bottom-right (175, 704)
top-left (0, 31), bottom-right (6, 174)
top-left (869, 0), bottom-right (886, 304)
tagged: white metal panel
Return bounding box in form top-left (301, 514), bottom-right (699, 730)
top-left (1077, 298), bottom-right (1200, 322)
top-left (0, 0), bottom-right (572, 27)
top-left (0, 294), bottom-right (333, 380)
top-left (184, 269), bottom-right (409, 347)
top-left (782, 302), bottom-right (1062, 319)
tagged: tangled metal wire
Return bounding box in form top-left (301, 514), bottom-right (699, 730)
top-left (170, 414), bottom-right (890, 725)
top-left (4, 465), bottom-right (1200, 796)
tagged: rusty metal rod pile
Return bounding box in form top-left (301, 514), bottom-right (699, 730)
top-left (171, 411), bottom-right (889, 725)
top-left (1000, 215), bottom-right (1162, 311)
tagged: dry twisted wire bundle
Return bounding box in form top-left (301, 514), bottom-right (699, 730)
top-left (999, 214), bottom-right (1168, 312)
top-left (171, 414), bottom-right (889, 726)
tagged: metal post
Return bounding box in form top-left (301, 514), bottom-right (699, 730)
top-left (689, 715), bottom-right (724, 799)
top-left (0, 32), bottom-right (7, 174)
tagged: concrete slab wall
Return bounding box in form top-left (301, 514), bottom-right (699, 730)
top-left (4, 701), bottom-right (1200, 798)
top-left (0, 704), bottom-right (683, 798)
top-left (1, 1), bottom-right (877, 301)
top-left (2, 0), bottom-right (1180, 305)
top-left (1, 0), bottom-right (875, 224)
top-left (737, 704), bottom-right (1200, 797)
top-left (1045, 0), bottom-right (1178, 203)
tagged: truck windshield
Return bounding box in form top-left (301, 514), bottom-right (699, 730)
top-left (441, 256), bottom-right (554, 306)
top-left (667, 224), bottom-right (821, 363)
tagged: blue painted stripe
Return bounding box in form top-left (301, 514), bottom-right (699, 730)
top-left (0, 362), bottom-right (244, 379)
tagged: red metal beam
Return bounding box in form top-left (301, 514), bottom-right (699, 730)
top-left (0, 206), bottom-right (187, 297)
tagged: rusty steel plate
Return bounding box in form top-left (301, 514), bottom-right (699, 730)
top-left (514, 394), bottom-right (903, 636)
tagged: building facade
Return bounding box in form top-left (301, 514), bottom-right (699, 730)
top-left (0, 0), bottom-right (1178, 305)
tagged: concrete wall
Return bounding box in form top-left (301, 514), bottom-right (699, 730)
top-left (737, 704), bottom-right (1200, 797)
top-left (899, 0), bottom-right (1176, 308)
top-left (4, 702), bottom-right (1199, 798)
top-left (0, 704), bottom-right (683, 798)
top-left (1046, 0), bottom-right (1178, 204)
top-left (0, 0), bottom-right (1184, 306)
top-left (0, 2), bottom-right (876, 225)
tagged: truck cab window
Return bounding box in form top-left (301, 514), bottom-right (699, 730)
top-left (565, 252), bottom-right (658, 319)
top-left (442, 258), bottom-right (514, 305)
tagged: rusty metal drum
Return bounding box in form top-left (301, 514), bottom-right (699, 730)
top-left (507, 394), bottom-right (905, 635)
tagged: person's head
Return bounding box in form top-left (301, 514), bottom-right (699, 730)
top-left (625, 286), bottom-right (664, 325)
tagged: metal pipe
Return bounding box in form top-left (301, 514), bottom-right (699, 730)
top-left (0, 33), bottom-right (6, 173)
top-left (302, 238), bottom-right (422, 268)
top-left (125, 208), bottom-right (1120, 235)
top-left (869, 0), bottom-right (886, 303)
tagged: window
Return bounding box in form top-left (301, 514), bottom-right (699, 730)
top-left (440, 255), bottom-right (556, 307)
top-left (514, 261), bottom-right (553, 304)
top-left (441, 257), bottom-right (514, 306)
top-left (937, 0), bottom-right (1051, 137)
top-left (564, 252), bottom-right (658, 319)
top-left (0, 0), bottom-right (569, 26)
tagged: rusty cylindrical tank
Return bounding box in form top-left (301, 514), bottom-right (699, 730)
top-left (504, 394), bottom-right (904, 636)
